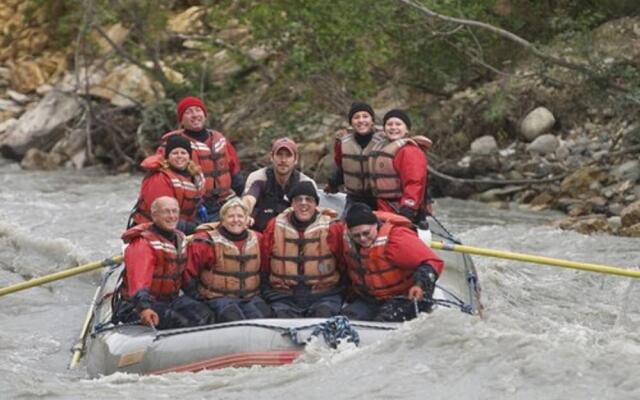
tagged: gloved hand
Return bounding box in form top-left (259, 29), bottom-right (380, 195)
top-left (139, 308), bottom-right (159, 327)
top-left (414, 264), bottom-right (438, 301)
top-left (399, 206), bottom-right (417, 222)
top-left (324, 184), bottom-right (339, 194)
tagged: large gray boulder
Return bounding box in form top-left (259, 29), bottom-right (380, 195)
top-left (0, 91), bottom-right (82, 159)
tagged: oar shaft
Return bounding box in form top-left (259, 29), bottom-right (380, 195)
top-left (0, 256), bottom-right (123, 297)
top-left (431, 241), bottom-right (640, 279)
top-left (69, 287), bottom-right (101, 369)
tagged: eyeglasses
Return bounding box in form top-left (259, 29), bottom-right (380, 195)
top-left (292, 195), bottom-right (316, 204)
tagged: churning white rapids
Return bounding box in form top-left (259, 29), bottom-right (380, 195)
top-left (1, 161), bottom-right (640, 400)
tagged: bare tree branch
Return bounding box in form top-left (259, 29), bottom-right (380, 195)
top-left (397, 0), bottom-right (632, 94)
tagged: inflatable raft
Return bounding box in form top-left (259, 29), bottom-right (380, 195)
top-left (84, 194), bottom-right (482, 377)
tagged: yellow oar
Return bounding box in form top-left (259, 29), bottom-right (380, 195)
top-left (0, 255), bottom-right (123, 298)
top-left (430, 241), bottom-right (640, 279)
top-left (69, 286), bottom-right (101, 369)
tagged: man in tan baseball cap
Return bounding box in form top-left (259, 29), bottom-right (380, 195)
top-left (241, 137), bottom-right (317, 232)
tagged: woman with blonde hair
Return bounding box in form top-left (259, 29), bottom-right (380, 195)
top-left (185, 198), bottom-right (273, 322)
top-left (128, 135), bottom-right (205, 234)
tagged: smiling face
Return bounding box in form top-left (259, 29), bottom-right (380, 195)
top-left (350, 111), bottom-right (374, 136)
top-left (221, 205), bottom-right (249, 235)
top-left (167, 147), bottom-right (190, 171)
top-left (348, 223), bottom-right (378, 248)
top-left (271, 147), bottom-right (297, 177)
top-left (291, 195), bottom-right (317, 222)
top-left (151, 197), bottom-right (180, 231)
top-left (180, 106), bottom-right (206, 131)
top-left (384, 117), bottom-right (409, 141)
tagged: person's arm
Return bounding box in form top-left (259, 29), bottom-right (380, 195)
top-left (139, 173), bottom-right (175, 212)
top-left (385, 226), bottom-right (443, 274)
top-left (394, 145), bottom-right (427, 216)
top-left (259, 219), bottom-right (276, 273)
top-left (241, 169), bottom-right (267, 216)
top-left (327, 222), bottom-right (347, 270)
top-left (185, 232), bottom-right (214, 281)
top-left (386, 226), bottom-right (443, 300)
top-left (123, 238), bottom-right (156, 308)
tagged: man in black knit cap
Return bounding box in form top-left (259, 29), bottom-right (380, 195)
top-left (260, 182), bottom-right (346, 318)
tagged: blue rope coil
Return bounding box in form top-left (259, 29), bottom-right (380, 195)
top-left (306, 315), bottom-right (360, 348)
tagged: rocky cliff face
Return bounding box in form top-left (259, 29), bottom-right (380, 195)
top-left (1, 3), bottom-right (639, 236)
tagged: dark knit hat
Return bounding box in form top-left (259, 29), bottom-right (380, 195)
top-left (345, 203), bottom-right (378, 228)
top-left (348, 102), bottom-right (375, 123)
top-left (288, 181), bottom-right (319, 204)
top-left (383, 109), bottom-right (411, 130)
top-left (165, 135), bottom-right (192, 157)
top-left (176, 96), bottom-right (207, 122)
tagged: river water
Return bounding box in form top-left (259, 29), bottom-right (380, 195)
top-left (1, 161), bottom-right (639, 399)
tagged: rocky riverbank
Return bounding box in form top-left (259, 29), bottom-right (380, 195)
top-left (1, 2), bottom-right (639, 237)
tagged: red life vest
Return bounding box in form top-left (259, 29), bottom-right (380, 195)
top-left (130, 154), bottom-right (204, 225)
top-left (343, 211), bottom-right (416, 299)
top-left (161, 129), bottom-right (233, 203)
top-left (269, 208), bottom-right (340, 294)
top-left (196, 227), bottom-right (261, 299)
top-left (339, 130), bottom-right (385, 197)
top-left (121, 223), bottom-right (186, 300)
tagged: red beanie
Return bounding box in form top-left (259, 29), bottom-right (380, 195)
top-left (176, 96), bottom-right (207, 122)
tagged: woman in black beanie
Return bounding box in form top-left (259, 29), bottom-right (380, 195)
top-left (128, 136), bottom-right (205, 234)
top-left (367, 109), bottom-right (429, 224)
top-left (326, 101), bottom-right (384, 215)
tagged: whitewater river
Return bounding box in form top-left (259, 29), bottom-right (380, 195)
top-left (1, 161), bottom-right (639, 399)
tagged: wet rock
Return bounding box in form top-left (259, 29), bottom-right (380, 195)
top-left (611, 160), bottom-right (640, 183)
top-left (529, 192), bottom-right (555, 208)
top-left (20, 148), bottom-right (65, 170)
top-left (471, 185), bottom-right (524, 202)
top-left (556, 215), bottom-right (610, 235)
top-left (520, 106), bottom-right (555, 141)
top-left (620, 223), bottom-right (640, 237)
top-left (608, 202), bottom-right (624, 216)
top-left (469, 154), bottom-right (501, 174)
top-left (0, 91), bottom-right (82, 159)
top-left (469, 135), bottom-right (497, 155)
top-left (567, 202), bottom-right (590, 217)
top-left (526, 134), bottom-right (559, 155)
top-left (560, 166), bottom-right (603, 195)
top-left (620, 200), bottom-right (640, 227)
top-left (608, 216), bottom-right (622, 231)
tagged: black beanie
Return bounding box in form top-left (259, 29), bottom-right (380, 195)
top-left (345, 203), bottom-right (378, 228)
top-left (288, 181), bottom-right (319, 204)
top-left (165, 135), bottom-right (192, 157)
top-left (348, 102), bottom-right (375, 123)
top-left (383, 109), bottom-right (411, 130)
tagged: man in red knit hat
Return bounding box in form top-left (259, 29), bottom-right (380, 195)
top-left (156, 96), bottom-right (243, 222)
